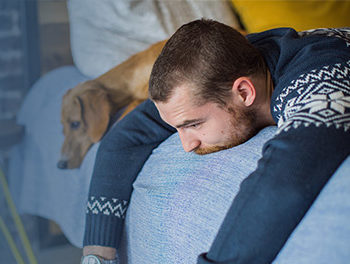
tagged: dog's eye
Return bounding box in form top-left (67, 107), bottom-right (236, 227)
top-left (70, 121), bottom-right (80, 130)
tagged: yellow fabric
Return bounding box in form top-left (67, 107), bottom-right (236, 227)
top-left (231, 0), bottom-right (350, 33)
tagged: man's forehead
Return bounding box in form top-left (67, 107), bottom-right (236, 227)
top-left (155, 97), bottom-right (191, 124)
top-left (155, 98), bottom-right (215, 130)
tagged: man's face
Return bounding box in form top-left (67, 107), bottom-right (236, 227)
top-left (155, 85), bottom-right (259, 155)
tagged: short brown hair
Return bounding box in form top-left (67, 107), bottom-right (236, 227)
top-left (149, 19), bottom-right (266, 106)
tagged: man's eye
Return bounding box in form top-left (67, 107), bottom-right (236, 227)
top-left (190, 123), bottom-right (201, 129)
top-left (70, 121), bottom-right (80, 130)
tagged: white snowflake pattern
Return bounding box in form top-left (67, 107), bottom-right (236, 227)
top-left (276, 61), bottom-right (350, 133)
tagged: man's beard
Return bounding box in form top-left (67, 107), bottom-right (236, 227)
top-left (194, 106), bottom-right (259, 155)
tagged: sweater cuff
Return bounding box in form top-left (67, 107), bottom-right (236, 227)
top-left (83, 196), bottom-right (128, 248)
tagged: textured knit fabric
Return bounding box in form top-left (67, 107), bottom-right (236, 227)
top-left (84, 27), bottom-right (350, 262)
top-left (119, 126), bottom-right (276, 264)
top-left (119, 132), bottom-right (350, 264)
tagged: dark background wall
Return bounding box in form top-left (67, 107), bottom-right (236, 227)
top-left (0, 0), bottom-right (72, 121)
top-left (0, 0), bottom-right (27, 120)
top-left (0, 1), bottom-right (79, 263)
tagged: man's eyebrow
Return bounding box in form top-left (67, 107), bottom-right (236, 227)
top-left (175, 119), bottom-right (204, 129)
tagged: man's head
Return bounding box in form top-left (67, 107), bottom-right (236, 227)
top-left (149, 19), bottom-right (273, 154)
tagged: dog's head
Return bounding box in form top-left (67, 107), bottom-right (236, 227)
top-left (58, 80), bottom-right (111, 169)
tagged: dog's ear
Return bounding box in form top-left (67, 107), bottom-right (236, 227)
top-left (78, 88), bottom-right (111, 143)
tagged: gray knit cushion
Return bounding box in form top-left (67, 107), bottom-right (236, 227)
top-left (120, 126), bottom-right (276, 263)
top-left (121, 124), bottom-right (350, 264)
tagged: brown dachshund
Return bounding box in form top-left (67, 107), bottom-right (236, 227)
top-left (58, 40), bottom-right (166, 169)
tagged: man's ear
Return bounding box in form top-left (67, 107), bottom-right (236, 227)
top-left (231, 77), bottom-right (256, 107)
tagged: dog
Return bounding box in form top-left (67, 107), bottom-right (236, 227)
top-left (58, 40), bottom-right (166, 169)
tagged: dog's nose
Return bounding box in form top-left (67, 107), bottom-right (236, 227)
top-left (57, 160), bottom-right (68, 169)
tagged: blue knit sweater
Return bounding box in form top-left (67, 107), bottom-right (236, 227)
top-left (84, 28), bottom-right (350, 263)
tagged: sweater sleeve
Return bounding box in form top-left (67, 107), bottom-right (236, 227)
top-left (83, 99), bottom-right (176, 248)
top-left (198, 60), bottom-right (350, 263)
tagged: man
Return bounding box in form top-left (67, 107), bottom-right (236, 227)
top-left (82, 19), bottom-right (350, 263)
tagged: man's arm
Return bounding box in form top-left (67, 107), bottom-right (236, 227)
top-left (83, 99), bottom-right (176, 259)
top-left (198, 120), bottom-right (350, 263)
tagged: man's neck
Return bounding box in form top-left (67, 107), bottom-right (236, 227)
top-left (265, 68), bottom-right (274, 101)
top-left (254, 70), bottom-right (276, 128)
top-left (264, 69), bottom-right (276, 125)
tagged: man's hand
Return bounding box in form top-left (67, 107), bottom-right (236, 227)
top-left (83, 246), bottom-right (117, 260)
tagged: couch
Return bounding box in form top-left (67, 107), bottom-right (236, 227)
top-left (9, 1), bottom-right (350, 263)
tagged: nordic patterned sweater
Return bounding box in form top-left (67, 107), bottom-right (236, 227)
top-left (84, 28), bottom-right (350, 263)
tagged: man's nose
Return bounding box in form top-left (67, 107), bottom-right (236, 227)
top-left (178, 131), bottom-right (200, 152)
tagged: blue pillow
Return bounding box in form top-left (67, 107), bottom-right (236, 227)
top-left (120, 126), bottom-right (276, 263)
top-left (120, 125), bottom-right (350, 264)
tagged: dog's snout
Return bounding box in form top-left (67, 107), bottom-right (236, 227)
top-left (57, 160), bottom-right (68, 169)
